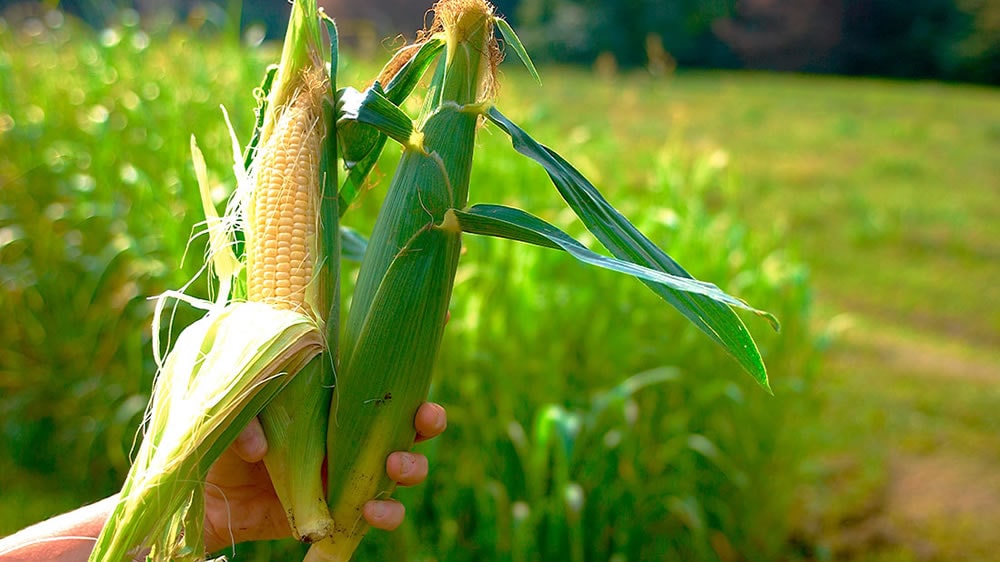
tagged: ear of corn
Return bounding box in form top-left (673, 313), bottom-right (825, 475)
top-left (245, 67), bottom-right (327, 315)
top-left (305, 2), bottom-right (498, 560)
top-left (311, 0), bottom-right (776, 554)
top-left (90, 1), bottom-right (337, 558)
top-left (252, 0), bottom-right (340, 544)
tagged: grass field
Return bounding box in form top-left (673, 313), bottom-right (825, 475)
top-left (655, 70), bottom-right (1000, 561)
top-left (1, 9), bottom-right (998, 561)
top-left (489, 66), bottom-right (1000, 559)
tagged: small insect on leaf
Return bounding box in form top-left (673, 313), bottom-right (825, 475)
top-left (363, 392), bottom-right (393, 407)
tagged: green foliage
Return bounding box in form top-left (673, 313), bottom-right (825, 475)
top-left (513, 0), bottom-right (999, 82)
top-left (0, 11), bottom-right (269, 492)
top-left (839, 0), bottom-right (972, 79)
top-left (0, 10), bottom-right (818, 561)
top-left (515, 0), bottom-right (737, 68)
top-left (379, 142), bottom-right (816, 561)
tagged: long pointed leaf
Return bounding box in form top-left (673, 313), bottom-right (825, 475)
top-left (485, 108), bottom-right (775, 391)
top-left (452, 205), bottom-right (768, 314)
top-left (494, 17), bottom-right (541, 84)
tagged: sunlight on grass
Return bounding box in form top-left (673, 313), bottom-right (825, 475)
top-left (2, 7), bottom-right (998, 561)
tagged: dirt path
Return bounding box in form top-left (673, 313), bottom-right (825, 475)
top-left (887, 453), bottom-right (1000, 560)
top-left (818, 320), bottom-right (1000, 561)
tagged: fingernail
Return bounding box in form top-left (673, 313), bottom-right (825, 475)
top-left (371, 502), bottom-right (386, 520)
top-left (433, 404), bottom-right (447, 430)
top-left (400, 453), bottom-right (415, 476)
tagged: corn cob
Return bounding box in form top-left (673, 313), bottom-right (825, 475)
top-left (252, 64), bottom-right (337, 543)
top-left (306, 1), bottom-right (499, 560)
top-left (246, 69), bottom-right (326, 313)
top-left (250, 0), bottom-right (340, 544)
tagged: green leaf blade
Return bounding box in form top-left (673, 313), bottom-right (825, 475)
top-left (494, 17), bottom-right (541, 85)
top-left (335, 38), bottom-right (446, 216)
top-left (485, 108), bottom-right (775, 392)
top-left (453, 205), bottom-right (768, 315)
top-left (339, 225), bottom-right (368, 262)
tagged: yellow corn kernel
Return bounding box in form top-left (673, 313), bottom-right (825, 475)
top-left (246, 69), bottom-right (326, 312)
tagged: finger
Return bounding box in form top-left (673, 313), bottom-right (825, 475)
top-left (413, 402), bottom-right (447, 443)
top-left (232, 417), bottom-right (268, 463)
top-left (386, 452), bottom-right (429, 487)
top-left (364, 499), bottom-right (405, 531)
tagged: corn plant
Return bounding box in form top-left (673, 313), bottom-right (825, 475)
top-left (308, 0), bottom-right (775, 559)
top-left (89, 0), bottom-right (777, 560)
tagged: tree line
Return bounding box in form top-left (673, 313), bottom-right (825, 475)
top-left (5, 0), bottom-right (997, 83)
top-left (513, 0), bottom-right (999, 84)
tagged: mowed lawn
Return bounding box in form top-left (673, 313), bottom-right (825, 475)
top-left (495, 67), bottom-right (1000, 559)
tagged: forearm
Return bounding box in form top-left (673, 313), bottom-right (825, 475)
top-left (0, 495), bottom-right (117, 562)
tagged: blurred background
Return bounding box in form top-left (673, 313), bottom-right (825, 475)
top-left (0, 0), bottom-right (997, 560)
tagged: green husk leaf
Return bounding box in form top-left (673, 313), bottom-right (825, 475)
top-left (322, 12), bottom-right (338, 86)
top-left (382, 37), bottom-right (447, 101)
top-left (243, 65), bottom-right (278, 172)
top-left (260, 0), bottom-right (324, 144)
top-left (89, 303), bottom-right (323, 561)
top-left (320, 14), bottom-right (340, 350)
top-left (485, 107), bottom-right (774, 392)
top-left (150, 489), bottom-right (205, 562)
top-left (259, 356), bottom-right (333, 542)
top-left (191, 136), bottom-right (240, 304)
top-left (337, 83), bottom-right (388, 166)
top-left (322, 224), bottom-right (460, 555)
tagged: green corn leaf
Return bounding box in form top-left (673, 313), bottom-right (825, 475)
top-left (590, 367), bottom-right (680, 417)
top-left (485, 107), bottom-right (774, 392)
top-left (337, 38), bottom-right (446, 215)
top-left (493, 17), bottom-right (541, 84)
top-left (339, 85), bottom-right (414, 148)
top-left (451, 205), bottom-right (770, 315)
top-left (340, 225), bottom-right (368, 262)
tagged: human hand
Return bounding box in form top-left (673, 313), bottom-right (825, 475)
top-left (202, 402), bottom-right (447, 552)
